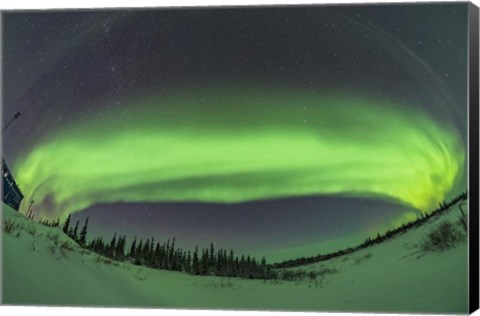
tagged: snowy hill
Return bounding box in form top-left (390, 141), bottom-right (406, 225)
top-left (1, 201), bottom-right (468, 313)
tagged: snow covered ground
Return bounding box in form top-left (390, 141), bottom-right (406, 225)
top-left (1, 201), bottom-right (468, 313)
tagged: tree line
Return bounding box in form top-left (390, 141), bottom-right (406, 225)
top-left (38, 218), bottom-right (60, 228)
top-left (62, 214), bottom-right (90, 246)
top-left (61, 214), bottom-right (276, 280)
top-left (274, 191), bottom-right (468, 269)
top-left (40, 190), bottom-right (468, 276)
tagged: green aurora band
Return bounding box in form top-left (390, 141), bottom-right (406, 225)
top-left (15, 89), bottom-right (465, 218)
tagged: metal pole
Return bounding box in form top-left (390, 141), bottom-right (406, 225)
top-left (2, 111), bottom-right (21, 133)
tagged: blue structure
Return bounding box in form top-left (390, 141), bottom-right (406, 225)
top-left (2, 158), bottom-right (24, 210)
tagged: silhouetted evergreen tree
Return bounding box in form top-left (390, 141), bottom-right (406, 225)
top-left (169, 238), bottom-right (176, 269)
top-left (116, 235), bottom-right (126, 259)
top-left (201, 248), bottom-right (208, 275)
top-left (135, 239), bottom-right (143, 264)
top-left (142, 238), bottom-right (151, 262)
top-left (150, 238), bottom-right (155, 255)
top-left (228, 249), bottom-right (235, 276)
top-left (260, 256), bottom-right (268, 278)
top-left (159, 243), bottom-right (167, 269)
top-left (79, 217), bottom-right (89, 246)
top-left (62, 214), bottom-right (71, 234)
top-left (239, 255), bottom-right (246, 277)
top-left (107, 233), bottom-right (117, 258)
top-left (192, 246), bottom-right (200, 274)
top-left (71, 220), bottom-right (80, 241)
top-left (209, 242), bottom-right (215, 273)
top-left (152, 242), bottom-right (161, 268)
top-left (186, 251), bottom-right (192, 273)
top-left (129, 237), bottom-right (137, 258)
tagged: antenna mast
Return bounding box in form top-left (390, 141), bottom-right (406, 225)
top-left (3, 111), bottom-right (21, 133)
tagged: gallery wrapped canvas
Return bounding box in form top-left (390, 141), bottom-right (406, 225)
top-left (1, 1), bottom-right (479, 314)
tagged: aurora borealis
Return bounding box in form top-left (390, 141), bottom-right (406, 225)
top-left (15, 90), bottom-right (464, 216)
top-left (2, 4), bottom-right (468, 260)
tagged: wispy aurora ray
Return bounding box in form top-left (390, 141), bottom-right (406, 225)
top-left (15, 89), bottom-right (464, 218)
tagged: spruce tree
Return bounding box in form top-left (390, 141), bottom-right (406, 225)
top-left (96, 237), bottom-right (105, 254)
top-left (201, 248), bottom-right (209, 275)
top-left (79, 217), bottom-right (89, 246)
top-left (150, 238), bottom-right (155, 255)
top-left (72, 220), bottom-right (80, 241)
top-left (186, 251), bottom-right (192, 273)
top-left (129, 237), bottom-right (137, 258)
top-left (216, 249), bottom-right (223, 275)
top-left (246, 255), bottom-right (252, 278)
top-left (228, 249), bottom-right (235, 276)
top-left (136, 239), bottom-right (144, 257)
top-left (240, 255), bottom-right (246, 277)
top-left (160, 243), bottom-right (167, 268)
top-left (261, 256), bottom-right (267, 278)
top-left (121, 235), bottom-right (127, 257)
top-left (142, 238), bottom-right (151, 261)
top-left (153, 242), bottom-right (161, 268)
top-left (62, 214), bottom-right (71, 235)
top-left (108, 233), bottom-right (117, 258)
top-left (116, 235), bottom-right (126, 259)
top-left (209, 242), bottom-right (215, 272)
top-left (170, 238), bottom-right (176, 267)
top-left (135, 239), bottom-right (143, 264)
top-left (192, 246), bottom-right (199, 275)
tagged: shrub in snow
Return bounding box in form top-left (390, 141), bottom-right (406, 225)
top-left (421, 221), bottom-right (465, 252)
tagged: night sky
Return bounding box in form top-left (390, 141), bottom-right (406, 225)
top-left (2, 3), bottom-right (468, 261)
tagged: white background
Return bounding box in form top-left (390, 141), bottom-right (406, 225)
top-left (0, 0), bottom-right (479, 316)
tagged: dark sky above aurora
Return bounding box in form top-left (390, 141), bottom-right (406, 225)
top-left (2, 3), bottom-right (468, 261)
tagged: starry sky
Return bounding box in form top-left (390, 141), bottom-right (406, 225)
top-left (2, 3), bottom-right (468, 261)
